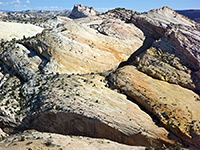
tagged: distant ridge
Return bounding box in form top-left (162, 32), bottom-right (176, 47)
top-left (176, 9), bottom-right (200, 23)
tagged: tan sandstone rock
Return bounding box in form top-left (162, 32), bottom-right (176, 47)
top-left (109, 65), bottom-right (200, 148)
top-left (19, 74), bottom-right (176, 147)
top-left (0, 5), bottom-right (199, 150)
top-left (0, 130), bottom-right (146, 150)
top-left (130, 7), bottom-right (200, 93)
top-left (21, 16), bottom-right (144, 75)
top-left (69, 4), bottom-right (98, 19)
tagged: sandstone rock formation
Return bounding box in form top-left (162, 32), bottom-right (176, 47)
top-left (128, 7), bottom-right (200, 94)
top-left (20, 16), bottom-right (144, 75)
top-left (0, 130), bottom-right (146, 150)
top-left (108, 6), bottom-right (200, 149)
top-left (109, 66), bottom-right (200, 148)
top-left (104, 8), bottom-right (140, 22)
top-left (20, 73), bottom-right (176, 147)
top-left (0, 4), bottom-right (200, 150)
top-left (69, 4), bottom-right (98, 19)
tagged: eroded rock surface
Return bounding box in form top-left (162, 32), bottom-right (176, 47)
top-left (21, 16), bottom-right (144, 75)
top-left (0, 4), bottom-right (199, 150)
top-left (18, 73), bottom-right (176, 147)
top-left (0, 130), bottom-right (146, 150)
top-left (109, 66), bottom-right (200, 148)
top-left (108, 8), bottom-right (200, 148)
top-left (129, 7), bottom-right (200, 93)
top-left (69, 4), bottom-right (98, 19)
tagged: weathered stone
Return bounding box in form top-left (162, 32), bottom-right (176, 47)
top-left (129, 6), bottom-right (200, 93)
top-left (19, 74), bottom-right (176, 147)
top-left (0, 5), bottom-right (200, 150)
top-left (21, 17), bottom-right (144, 75)
top-left (0, 130), bottom-right (146, 150)
top-left (69, 4), bottom-right (98, 19)
top-left (109, 65), bottom-right (200, 148)
top-left (104, 8), bottom-right (140, 22)
top-left (0, 43), bottom-right (42, 80)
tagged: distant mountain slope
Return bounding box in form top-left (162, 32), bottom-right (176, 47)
top-left (176, 10), bottom-right (200, 23)
top-left (0, 10), bottom-right (71, 25)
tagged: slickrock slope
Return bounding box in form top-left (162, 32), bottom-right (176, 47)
top-left (18, 74), bottom-right (175, 147)
top-left (109, 66), bottom-right (200, 148)
top-left (0, 131), bottom-right (145, 150)
top-left (0, 4), bottom-right (200, 149)
top-left (129, 7), bottom-right (200, 93)
top-left (0, 40), bottom-right (60, 81)
top-left (0, 21), bottom-right (43, 40)
top-left (0, 70), bottom-right (177, 147)
top-left (109, 6), bottom-right (200, 148)
top-left (21, 16), bottom-right (144, 74)
top-left (0, 35), bottom-right (175, 149)
top-left (0, 43), bottom-right (45, 80)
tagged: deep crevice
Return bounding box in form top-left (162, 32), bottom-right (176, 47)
top-left (117, 36), bottom-right (156, 69)
top-left (18, 41), bottom-right (50, 74)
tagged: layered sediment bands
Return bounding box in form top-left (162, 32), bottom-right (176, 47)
top-left (109, 66), bottom-right (200, 148)
top-left (19, 74), bottom-right (176, 147)
top-left (1, 5), bottom-right (200, 149)
top-left (20, 17), bottom-right (144, 75)
top-left (129, 7), bottom-right (200, 93)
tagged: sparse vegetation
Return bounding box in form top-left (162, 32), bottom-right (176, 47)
top-left (45, 141), bottom-right (53, 147)
top-left (20, 136), bottom-right (25, 141)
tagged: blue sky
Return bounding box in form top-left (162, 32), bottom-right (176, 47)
top-left (0, 0), bottom-right (199, 12)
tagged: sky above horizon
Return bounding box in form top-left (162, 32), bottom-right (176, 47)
top-left (0, 0), bottom-right (199, 12)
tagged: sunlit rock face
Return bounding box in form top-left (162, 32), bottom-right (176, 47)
top-left (69, 4), bottom-right (98, 19)
top-left (0, 4), bottom-right (200, 149)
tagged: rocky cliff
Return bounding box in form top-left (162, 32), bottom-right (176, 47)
top-left (0, 4), bottom-right (200, 150)
top-left (69, 4), bottom-right (98, 19)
